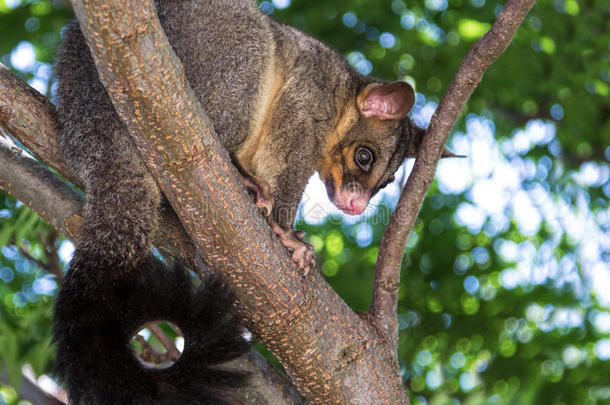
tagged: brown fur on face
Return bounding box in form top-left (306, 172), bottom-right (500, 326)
top-left (318, 81), bottom-right (415, 215)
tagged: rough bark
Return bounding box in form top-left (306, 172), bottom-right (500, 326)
top-left (68, 0), bottom-right (406, 403)
top-left (0, 132), bottom-right (305, 405)
top-left (0, 65), bottom-right (307, 404)
top-left (0, 0), bottom-right (536, 401)
top-left (0, 65), bottom-right (75, 186)
top-left (369, 0), bottom-right (536, 355)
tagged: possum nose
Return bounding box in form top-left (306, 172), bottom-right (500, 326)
top-left (343, 199), bottom-right (366, 215)
top-left (335, 183), bottom-right (370, 215)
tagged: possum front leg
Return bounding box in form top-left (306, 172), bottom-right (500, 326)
top-left (239, 172), bottom-right (273, 217)
top-left (238, 172), bottom-right (315, 274)
top-left (268, 220), bottom-right (315, 275)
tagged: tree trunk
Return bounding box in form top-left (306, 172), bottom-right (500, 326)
top-left (0, 0), bottom-right (535, 402)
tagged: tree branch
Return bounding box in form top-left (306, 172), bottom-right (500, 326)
top-left (370, 0), bottom-right (536, 354)
top-left (68, 0), bottom-right (408, 402)
top-left (133, 334), bottom-right (176, 364)
top-left (0, 133), bottom-right (84, 237)
top-left (44, 229), bottom-right (64, 281)
top-left (147, 323), bottom-right (182, 361)
top-left (13, 229), bottom-right (64, 281)
top-left (1, 0), bottom-right (535, 399)
top-left (0, 65), bottom-right (76, 186)
top-left (0, 71), bottom-right (304, 405)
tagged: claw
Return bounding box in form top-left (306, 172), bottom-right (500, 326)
top-left (239, 172), bottom-right (273, 216)
top-left (269, 219), bottom-right (316, 274)
top-left (236, 169), bottom-right (317, 272)
top-left (291, 243), bottom-right (315, 276)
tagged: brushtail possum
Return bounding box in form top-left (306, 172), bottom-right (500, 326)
top-left (54, 0), bottom-right (435, 403)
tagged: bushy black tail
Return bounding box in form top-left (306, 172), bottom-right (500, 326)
top-left (53, 254), bottom-right (250, 405)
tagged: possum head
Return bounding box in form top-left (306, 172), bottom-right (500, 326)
top-left (318, 81), bottom-right (418, 215)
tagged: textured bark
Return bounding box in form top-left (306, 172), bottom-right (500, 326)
top-left (0, 135), bottom-right (84, 237)
top-left (0, 65), bottom-right (305, 405)
top-left (68, 0), bottom-right (407, 403)
top-left (0, 64), bottom-right (76, 186)
top-left (0, 0), bottom-right (535, 401)
top-left (369, 0), bottom-right (536, 355)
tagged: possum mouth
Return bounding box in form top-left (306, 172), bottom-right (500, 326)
top-left (324, 177), bottom-right (371, 216)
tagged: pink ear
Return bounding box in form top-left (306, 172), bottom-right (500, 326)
top-left (358, 82), bottom-right (415, 120)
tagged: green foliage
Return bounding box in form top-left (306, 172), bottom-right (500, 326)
top-left (0, 0), bottom-right (71, 95)
top-left (1, 0), bottom-right (608, 404)
top-left (0, 192), bottom-right (57, 395)
top-left (275, 0), bottom-right (610, 163)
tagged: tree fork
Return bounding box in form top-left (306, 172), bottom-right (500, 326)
top-left (65, 0), bottom-right (409, 403)
top-left (0, 0), bottom-right (536, 401)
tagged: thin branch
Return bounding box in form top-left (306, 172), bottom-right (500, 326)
top-left (18, 241), bottom-right (63, 281)
top-left (44, 229), bottom-right (64, 281)
top-left (15, 229), bottom-right (64, 281)
top-left (17, 242), bottom-right (49, 270)
top-left (148, 323), bottom-right (181, 361)
top-left (370, 0), bottom-right (536, 354)
top-left (133, 335), bottom-right (177, 364)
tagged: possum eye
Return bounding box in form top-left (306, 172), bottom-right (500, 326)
top-left (355, 147), bottom-right (374, 171)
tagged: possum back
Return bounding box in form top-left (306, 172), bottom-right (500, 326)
top-left (55, 0), bottom-right (273, 176)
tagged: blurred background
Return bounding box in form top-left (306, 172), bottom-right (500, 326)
top-left (0, 0), bottom-right (608, 404)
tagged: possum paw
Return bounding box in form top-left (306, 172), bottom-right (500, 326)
top-left (239, 173), bottom-right (273, 217)
top-left (269, 222), bottom-right (316, 275)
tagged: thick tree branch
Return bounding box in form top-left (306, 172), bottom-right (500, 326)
top-left (0, 65), bottom-right (76, 186)
top-left (370, 0), bottom-right (536, 354)
top-left (69, 0), bottom-right (408, 402)
top-left (0, 134), bottom-right (84, 236)
top-left (0, 72), bottom-right (304, 405)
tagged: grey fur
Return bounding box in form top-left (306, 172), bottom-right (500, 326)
top-left (54, 0), bottom-right (425, 401)
top-left (56, 0), bottom-right (423, 233)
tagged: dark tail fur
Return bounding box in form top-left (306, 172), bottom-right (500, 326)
top-left (53, 255), bottom-right (250, 404)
